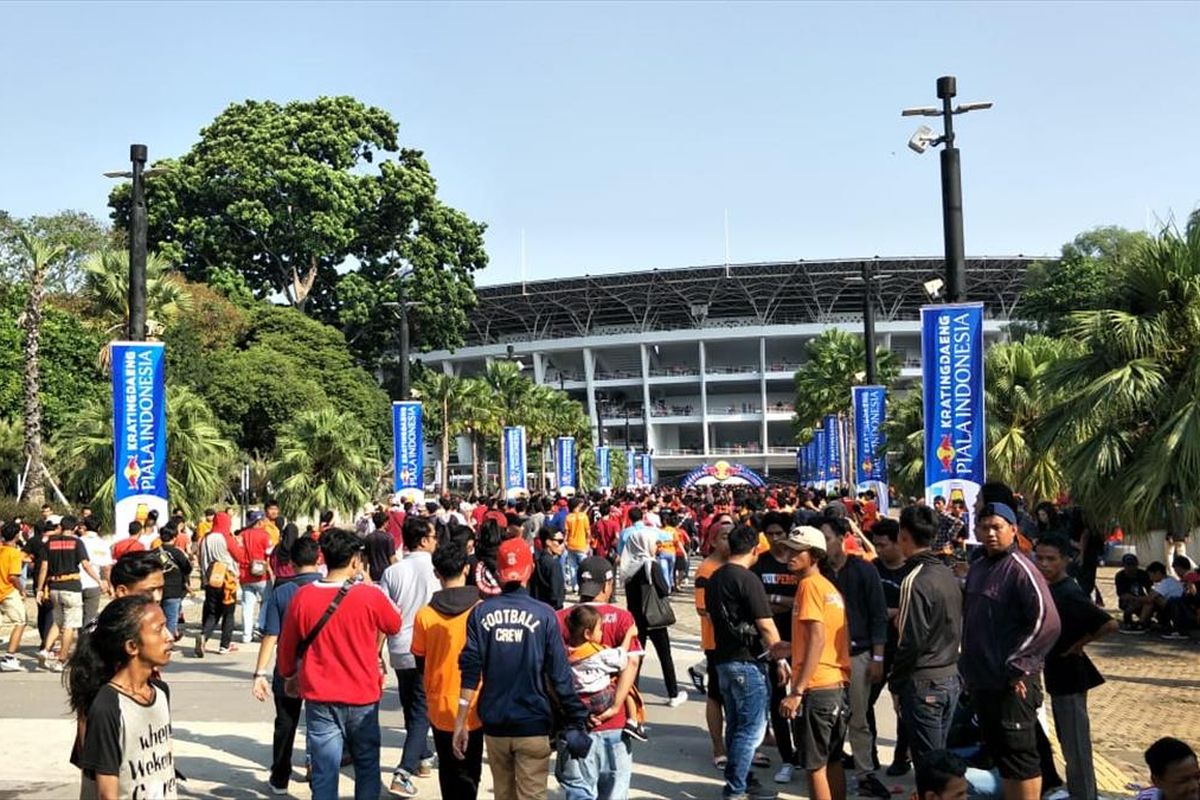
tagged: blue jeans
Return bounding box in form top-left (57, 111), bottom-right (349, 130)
top-left (897, 674), bottom-right (961, 764)
top-left (555, 728), bottom-right (633, 800)
top-left (394, 667), bottom-right (434, 775)
top-left (656, 554), bottom-right (675, 589)
top-left (564, 549), bottom-right (587, 590)
top-left (240, 581), bottom-right (267, 643)
top-left (305, 701), bottom-right (381, 800)
top-left (717, 661), bottom-right (769, 797)
top-left (161, 597), bottom-right (182, 637)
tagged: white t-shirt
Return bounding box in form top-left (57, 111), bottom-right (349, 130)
top-left (79, 533), bottom-right (113, 591)
top-left (1153, 576), bottom-right (1184, 600)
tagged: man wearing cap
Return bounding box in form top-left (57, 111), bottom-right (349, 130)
top-left (777, 525), bottom-right (851, 800)
top-left (455, 537), bottom-right (591, 800)
top-left (554, 556), bottom-right (643, 800)
top-left (962, 502), bottom-right (1060, 800)
top-left (238, 511), bottom-right (273, 645)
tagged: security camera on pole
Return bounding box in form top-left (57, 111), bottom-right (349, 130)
top-left (902, 76), bottom-right (992, 303)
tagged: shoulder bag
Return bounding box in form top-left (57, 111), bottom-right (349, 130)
top-left (283, 580), bottom-right (352, 698)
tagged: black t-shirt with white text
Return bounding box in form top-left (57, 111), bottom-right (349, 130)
top-left (705, 562), bottom-right (774, 665)
top-left (44, 533), bottom-right (88, 592)
top-left (751, 552), bottom-right (799, 635)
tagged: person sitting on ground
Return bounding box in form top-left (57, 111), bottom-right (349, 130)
top-left (564, 603), bottom-right (646, 741)
top-left (1164, 556), bottom-right (1200, 638)
top-left (1127, 561), bottom-right (1184, 633)
top-left (1116, 554), bottom-right (1153, 630)
top-left (914, 749), bottom-right (969, 800)
top-left (1136, 737), bottom-right (1200, 800)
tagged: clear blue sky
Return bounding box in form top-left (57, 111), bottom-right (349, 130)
top-left (2, 1), bottom-right (1197, 286)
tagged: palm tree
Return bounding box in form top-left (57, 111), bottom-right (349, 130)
top-left (1043, 217), bottom-right (1200, 535)
top-left (17, 231), bottom-right (65, 505)
top-left (457, 376), bottom-right (497, 494)
top-left (985, 336), bottom-right (1078, 502)
top-left (881, 387), bottom-right (925, 502)
top-left (413, 371), bottom-right (475, 492)
top-left (269, 408), bottom-right (383, 519)
top-left (0, 418), bottom-right (24, 496)
top-left (483, 361), bottom-right (533, 492)
top-left (81, 249), bottom-right (191, 339)
top-left (792, 329), bottom-right (900, 442)
top-left (52, 386), bottom-right (236, 524)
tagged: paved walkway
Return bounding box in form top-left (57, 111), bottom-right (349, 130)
top-left (0, 564), bottom-right (1193, 798)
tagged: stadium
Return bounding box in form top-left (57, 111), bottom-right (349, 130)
top-left (422, 255), bottom-right (1035, 481)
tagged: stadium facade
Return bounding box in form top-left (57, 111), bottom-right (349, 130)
top-left (422, 256), bottom-right (1034, 480)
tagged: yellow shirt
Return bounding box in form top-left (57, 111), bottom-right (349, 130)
top-left (792, 572), bottom-right (851, 690)
top-left (0, 544), bottom-right (23, 601)
top-left (565, 512), bottom-right (590, 552)
top-left (196, 519), bottom-right (213, 539)
top-left (263, 519), bottom-right (280, 547)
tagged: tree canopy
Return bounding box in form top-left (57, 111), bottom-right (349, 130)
top-left (792, 329), bottom-right (899, 442)
top-left (108, 96), bottom-right (488, 367)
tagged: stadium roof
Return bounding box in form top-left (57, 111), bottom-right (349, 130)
top-left (464, 255), bottom-right (1037, 346)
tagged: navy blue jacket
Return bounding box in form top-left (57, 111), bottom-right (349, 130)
top-left (459, 587), bottom-right (587, 736)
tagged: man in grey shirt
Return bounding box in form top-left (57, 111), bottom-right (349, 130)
top-left (380, 514), bottom-right (442, 796)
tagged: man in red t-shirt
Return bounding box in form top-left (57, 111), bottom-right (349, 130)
top-left (277, 528), bottom-right (402, 798)
top-left (554, 556), bottom-right (641, 797)
top-left (238, 513), bottom-right (273, 644)
top-left (111, 521), bottom-right (147, 560)
top-left (590, 503), bottom-right (623, 562)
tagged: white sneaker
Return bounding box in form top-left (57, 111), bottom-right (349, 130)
top-left (774, 764), bottom-right (794, 783)
top-left (668, 689), bottom-right (688, 708)
top-left (0, 656), bottom-right (21, 672)
top-left (47, 659), bottom-right (65, 673)
top-left (36, 649), bottom-right (49, 667)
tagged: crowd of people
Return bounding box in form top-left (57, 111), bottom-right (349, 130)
top-left (0, 483), bottom-right (1198, 800)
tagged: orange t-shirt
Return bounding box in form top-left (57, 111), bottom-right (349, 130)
top-left (0, 544), bottom-right (22, 601)
top-left (792, 572), bottom-right (851, 690)
top-left (694, 557), bottom-right (722, 651)
top-left (412, 599), bottom-right (481, 732)
top-left (565, 512), bottom-right (590, 552)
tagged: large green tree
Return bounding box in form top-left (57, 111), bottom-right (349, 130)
top-left (1020, 226), bottom-right (1152, 335)
top-left (81, 250), bottom-right (191, 338)
top-left (108, 96), bottom-right (488, 365)
top-left (791, 329), bottom-right (899, 442)
top-left (1043, 216), bottom-right (1200, 535)
top-left (0, 210), bottom-right (113, 292)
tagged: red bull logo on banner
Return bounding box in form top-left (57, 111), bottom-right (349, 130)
top-left (112, 342), bottom-right (169, 540)
top-left (392, 401), bottom-right (425, 505)
top-left (852, 385), bottom-right (889, 516)
top-left (680, 461), bottom-right (768, 489)
top-left (921, 303), bottom-right (986, 539)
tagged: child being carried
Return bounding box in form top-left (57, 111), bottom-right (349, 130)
top-left (565, 604), bottom-right (647, 741)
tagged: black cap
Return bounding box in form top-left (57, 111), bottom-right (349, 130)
top-left (577, 557), bottom-right (614, 597)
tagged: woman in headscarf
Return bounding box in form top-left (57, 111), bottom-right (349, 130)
top-left (195, 511), bottom-right (243, 657)
top-left (622, 524), bottom-right (686, 706)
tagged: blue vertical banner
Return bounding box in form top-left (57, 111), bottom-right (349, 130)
top-left (921, 303), bottom-right (986, 537)
top-left (503, 426), bottom-right (528, 499)
top-left (112, 342), bottom-right (169, 541)
top-left (640, 453), bottom-right (653, 487)
top-left (824, 414), bottom-right (841, 490)
top-left (852, 386), bottom-right (889, 516)
top-left (555, 436), bottom-right (577, 496)
top-left (814, 428), bottom-right (828, 490)
top-left (392, 401), bottom-right (425, 505)
top-left (596, 447), bottom-right (612, 491)
top-left (626, 449), bottom-right (638, 488)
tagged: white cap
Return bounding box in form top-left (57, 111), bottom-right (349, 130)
top-left (779, 525), bottom-right (826, 553)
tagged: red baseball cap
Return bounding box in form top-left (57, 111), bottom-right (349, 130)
top-left (497, 538), bottom-right (534, 583)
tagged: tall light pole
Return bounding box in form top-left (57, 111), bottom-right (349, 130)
top-left (862, 259), bottom-right (877, 384)
top-left (104, 145), bottom-right (170, 340)
top-left (903, 77), bottom-right (992, 304)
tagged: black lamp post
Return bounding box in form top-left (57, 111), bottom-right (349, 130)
top-left (128, 144), bottom-right (147, 341)
top-left (903, 76), bottom-right (992, 304)
top-left (862, 259), bottom-right (877, 385)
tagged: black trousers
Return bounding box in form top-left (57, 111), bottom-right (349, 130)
top-left (200, 586), bottom-right (235, 649)
top-left (867, 679), bottom-right (908, 767)
top-left (637, 627), bottom-right (679, 697)
top-left (36, 600), bottom-right (54, 646)
top-left (271, 684), bottom-right (304, 788)
top-left (433, 726), bottom-right (483, 800)
top-left (770, 670), bottom-right (800, 765)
